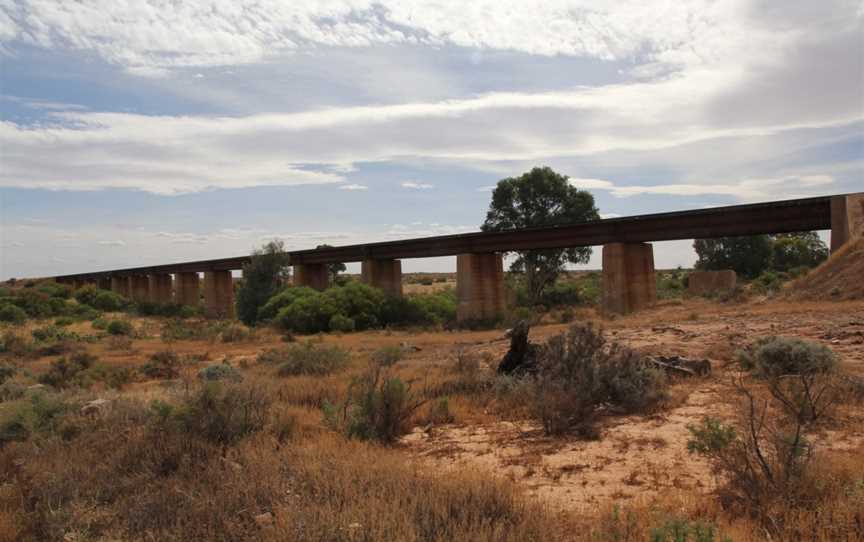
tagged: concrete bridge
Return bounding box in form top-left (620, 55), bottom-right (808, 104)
top-left (49, 193), bottom-right (863, 320)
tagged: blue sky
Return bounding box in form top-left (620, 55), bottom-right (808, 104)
top-left (1, 1), bottom-right (862, 279)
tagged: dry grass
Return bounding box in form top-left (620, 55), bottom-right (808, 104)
top-left (1, 294), bottom-right (863, 540)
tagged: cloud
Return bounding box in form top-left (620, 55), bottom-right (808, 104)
top-left (401, 181), bottom-right (434, 189)
top-left (97, 240), bottom-right (127, 246)
top-left (338, 183), bottom-right (368, 191)
top-left (0, 0), bottom-right (860, 200)
top-left (0, 1), bottom-right (756, 75)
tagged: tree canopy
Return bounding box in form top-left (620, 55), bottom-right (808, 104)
top-left (694, 232), bottom-right (828, 279)
top-left (235, 240), bottom-right (291, 326)
top-left (481, 167), bottom-right (600, 303)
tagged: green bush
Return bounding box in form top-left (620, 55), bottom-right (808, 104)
top-left (328, 314), bottom-right (355, 332)
top-left (752, 270), bottom-right (785, 295)
top-left (257, 286), bottom-right (319, 322)
top-left (12, 290), bottom-right (53, 318)
top-left (92, 290), bottom-right (126, 311)
top-left (260, 342), bottom-right (349, 376)
top-left (91, 317), bottom-right (109, 330)
top-left (140, 350), bottom-right (181, 379)
top-left (54, 316), bottom-right (75, 327)
top-left (37, 281), bottom-right (71, 299)
top-left (106, 319), bottom-right (134, 336)
top-left (0, 303), bottom-right (27, 325)
top-left (177, 305), bottom-right (199, 319)
top-left (236, 240), bottom-right (290, 326)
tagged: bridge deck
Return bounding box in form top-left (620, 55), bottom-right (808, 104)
top-left (53, 195), bottom-right (838, 281)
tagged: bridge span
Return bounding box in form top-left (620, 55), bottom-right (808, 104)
top-left (50, 193), bottom-right (863, 320)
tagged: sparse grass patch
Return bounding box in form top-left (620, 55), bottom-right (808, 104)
top-left (258, 342), bottom-right (350, 377)
top-left (140, 350), bottom-right (181, 379)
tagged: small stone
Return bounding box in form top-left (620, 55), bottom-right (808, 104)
top-left (80, 398), bottom-right (110, 415)
top-left (254, 512), bottom-right (273, 527)
top-left (348, 522), bottom-right (362, 530)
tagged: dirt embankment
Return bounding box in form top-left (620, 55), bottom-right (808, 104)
top-left (789, 237), bottom-right (864, 301)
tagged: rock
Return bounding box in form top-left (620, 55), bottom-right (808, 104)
top-left (400, 342), bottom-right (421, 352)
top-left (80, 398), bottom-right (110, 415)
top-left (254, 512), bottom-right (273, 527)
top-left (26, 384), bottom-right (46, 392)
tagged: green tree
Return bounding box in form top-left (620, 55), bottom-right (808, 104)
top-left (316, 244), bottom-right (346, 285)
top-left (235, 240), bottom-right (291, 326)
top-left (693, 235), bottom-right (773, 279)
top-left (481, 167), bottom-right (599, 303)
top-left (770, 232), bottom-right (828, 272)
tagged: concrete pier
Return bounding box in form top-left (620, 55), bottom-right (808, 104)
top-left (175, 272), bottom-right (200, 307)
top-left (831, 194), bottom-right (864, 252)
top-left (128, 275), bottom-right (150, 303)
top-left (148, 273), bottom-right (173, 305)
top-left (293, 263), bottom-right (329, 291)
top-left (98, 277), bottom-right (112, 290)
top-left (111, 276), bottom-right (130, 298)
top-left (361, 258), bottom-right (403, 297)
top-left (602, 242), bottom-right (656, 315)
top-left (456, 253), bottom-right (506, 323)
top-left (203, 271), bottom-right (234, 318)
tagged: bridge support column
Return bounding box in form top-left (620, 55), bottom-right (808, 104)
top-left (293, 263), bottom-right (329, 291)
top-left (602, 242), bottom-right (656, 315)
top-left (203, 271), bottom-right (234, 318)
top-left (361, 259), bottom-right (403, 297)
top-left (175, 272), bottom-right (200, 307)
top-left (831, 193), bottom-right (864, 252)
top-left (128, 275), bottom-right (150, 303)
top-left (148, 273), bottom-right (173, 305)
top-left (111, 276), bottom-right (130, 298)
top-left (456, 253), bottom-right (506, 323)
top-left (97, 277), bottom-right (112, 290)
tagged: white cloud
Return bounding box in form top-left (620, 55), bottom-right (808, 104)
top-left (97, 240), bottom-right (126, 246)
top-left (0, 1), bottom-right (757, 75)
top-left (338, 183), bottom-right (368, 191)
top-left (569, 178), bottom-right (614, 189)
top-left (401, 181), bottom-right (434, 189)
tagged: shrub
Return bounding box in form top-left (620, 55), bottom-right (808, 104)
top-left (371, 345), bottom-right (403, 367)
top-left (328, 313), bottom-right (355, 333)
top-left (687, 377), bottom-right (820, 534)
top-left (31, 325), bottom-right (79, 343)
top-left (0, 303), bottom-right (27, 325)
top-left (140, 350), bottom-right (181, 379)
top-left (740, 336), bottom-right (837, 376)
top-left (257, 286), bottom-right (319, 322)
top-left (54, 316), bottom-right (75, 327)
top-left (325, 364), bottom-right (424, 443)
top-left (0, 392), bottom-right (69, 445)
top-left (529, 324), bottom-right (667, 436)
top-left (38, 352), bottom-right (98, 389)
top-left (426, 397), bottom-right (455, 425)
top-left (198, 363), bottom-right (242, 382)
top-left (11, 289), bottom-right (53, 317)
top-left (106, 319), bottom-right (134, 336)
top-left (752, 270), bottom-right (785, 295)
top-left (268, 342), bottom-right (350, 376)
top-left (37, 281), bottom-right (71, 299)
top-left (739, 337), bottom-right (840, 424)
top-left (220, 324), bottom-right (253, 343)
top-left (0, 330), bottom-right (28, 355)
top-left (155, 382), bottom-right (270, 445)
top-left (72, 285), bottom-right (100, 306)
top-left (236, 240), bottom-right (291, 326)
top-left (177, 305), bottom-right (198, 319)
top-left (91, 317), bottom-right (108, 330)
top-left (92, 290), bottom-right (126, 311)
top-left (0, 365), bottom-right (15, 385)
top-left (276, 293), bottom-right (341, 334)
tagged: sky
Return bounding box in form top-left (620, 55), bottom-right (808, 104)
top-left (0, 0), bottom-right (862, 280)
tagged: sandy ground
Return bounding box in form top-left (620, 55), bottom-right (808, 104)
top-left (399, 298), bottom-right (864, 511)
